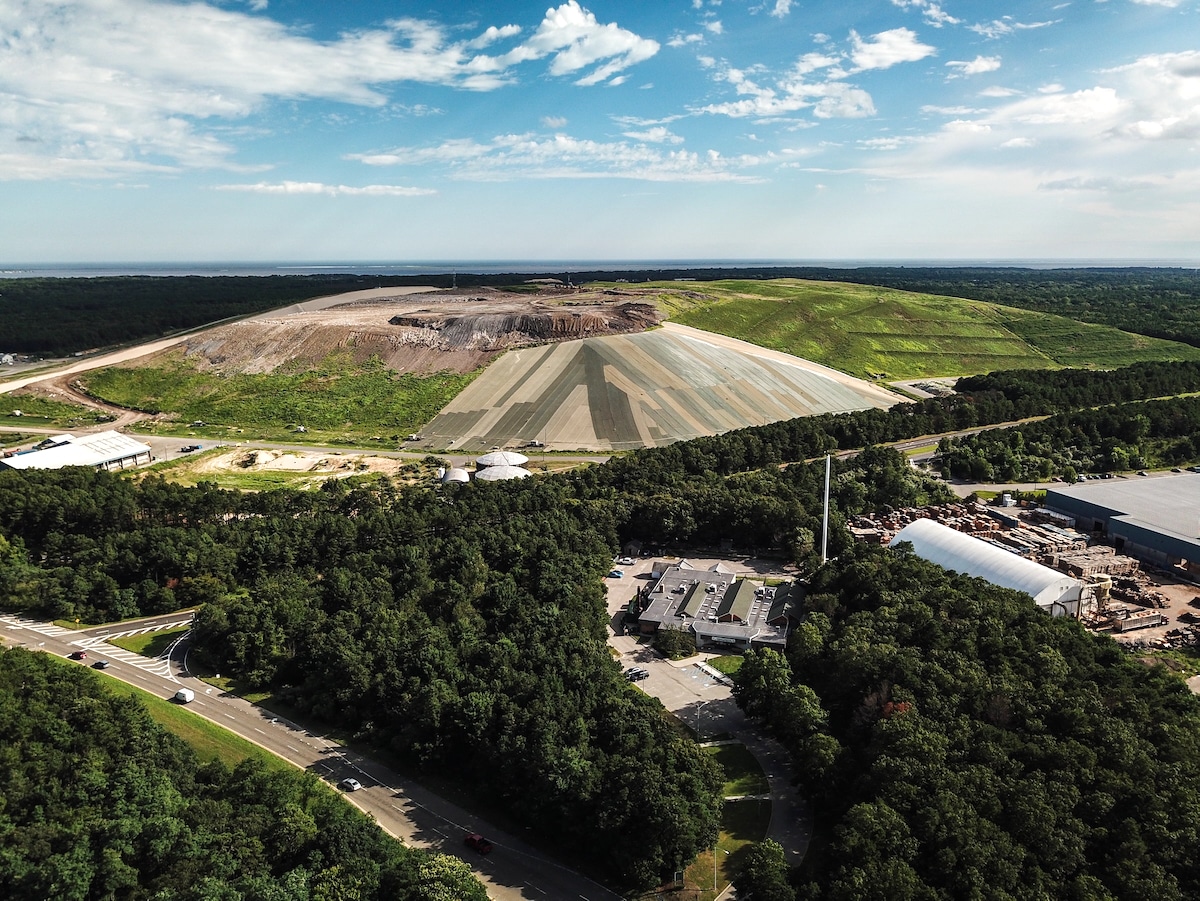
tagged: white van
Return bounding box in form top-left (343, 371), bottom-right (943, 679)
top-left (174, 688), bottom-right (195, 703)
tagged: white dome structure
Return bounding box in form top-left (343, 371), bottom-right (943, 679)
top-left (890, 518), bottom-right (1082, 617)
top-left (474, 464), bottom-right (532, 482)
top-left (476, 451), bottom-right (529, 468)
top-left (441, 467), bottom-right (470, 484)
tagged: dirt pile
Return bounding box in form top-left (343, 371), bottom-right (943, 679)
top-left (168, 290), bottom-right (662, 376)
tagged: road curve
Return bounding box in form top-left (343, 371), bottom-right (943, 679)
top-left (0, 613), bottom-right (620, 901)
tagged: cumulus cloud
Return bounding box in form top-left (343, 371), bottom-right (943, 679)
top-left (348, 131), bottom-right (764, 182)
top-left (0, 0), bottom-right (658, 178)
top-left (770, 0), bottom-right (793, 18)
top-left (849, 28), bottom-right (936, 72)
top-left (889, 0), bottom-right (961, 27)
top-left (542, 116), bottom-right (569, 128)
top-left (946, 56), bottom-right (1002, 76)
top-left (668, 32), bottom-right (705, 47)
top-left (216, 181), bottom-right (436, 196)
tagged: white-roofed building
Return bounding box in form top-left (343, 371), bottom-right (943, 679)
top-left (474, 464), bottom-right (532, 482)
top-left (476, 450), bottom-right (530, 468)
top-left (1, 430), bottom-right (153, 472)
top-left (441, 467), bottom-right (471, 484)
top-left (889, 518), bottom-right (1083, 617)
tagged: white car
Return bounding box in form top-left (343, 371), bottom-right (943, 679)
top-left (339, 778), bottom-right (363, 792)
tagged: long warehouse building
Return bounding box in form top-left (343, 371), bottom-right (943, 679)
top-left (1045, 473), bottom-right (1200, 575)
top-left (890, 518), bottom-right (1083, 617)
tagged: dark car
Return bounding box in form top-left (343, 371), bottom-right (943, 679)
top-left (625, 667), bottom-right (649, 682)
top-left (92, 660), bottom-right (111, 669)
top-left (464, 833), bottom-right (493, 854)
top-left (68, 650), bottom-right (87, 660)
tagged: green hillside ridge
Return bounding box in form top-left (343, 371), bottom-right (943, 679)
top-left (82, 352), bottom-right (479, 445)
top-left (643, 278), bottom-right (1200, 380)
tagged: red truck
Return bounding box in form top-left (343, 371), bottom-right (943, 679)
top-left (464, 833), bottom-right (493, 854)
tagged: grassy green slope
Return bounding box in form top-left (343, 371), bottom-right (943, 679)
top-left (646, 279), bottom-right (1200, 380)
top-left (83, 352), bottom-right (479, 446)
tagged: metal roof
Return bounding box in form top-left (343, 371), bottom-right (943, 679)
top-left (441, 467), bottom-right (470, 483)
top-left (473, 464), bottom-right (532, 481)
top-left (476, 451), bottom-right (529, 468)
top-left (890, 518), bottom-right (1081, 611)
top-left (2, 430), bottom-right (151, 471)
top-left (1047, 473), bottom-right (1200, 547)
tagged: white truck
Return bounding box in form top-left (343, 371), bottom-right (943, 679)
top-left (174, 688), bottom-right (195, 703)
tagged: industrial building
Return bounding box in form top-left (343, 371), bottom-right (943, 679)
top-left (889, 518), bottom-right (1084, 617)
top-left (635, 561), bottom-right (799, 650)
top-left (1045, 474), bottom-right (1200, 575)
top-left (0, 430), bottom-right (153, 472)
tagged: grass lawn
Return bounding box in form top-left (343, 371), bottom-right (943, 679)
top-left (706, 743), bottom-right (770, 797)
top-left (707, 654), bottom-right (744, 677)
top-left (81, 353), bottom-right (479, 446)
top-left (637, 279), bottom-right (1200, 380)
top-left (109, 626), bottom-right (190, 657)
top-left (678, 799), bottom-right (773, 900)
top-left (96, 673), bottom-right (289, 770)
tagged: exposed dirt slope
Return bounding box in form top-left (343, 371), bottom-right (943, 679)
top-left (156, 288), bottom-right (661, 376)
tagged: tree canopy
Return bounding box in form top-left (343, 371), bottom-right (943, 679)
top-left (0, 646), bottom-right (487, 901)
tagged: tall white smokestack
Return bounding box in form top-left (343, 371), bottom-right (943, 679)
top-left (822, 454), bottom-right (831, 564)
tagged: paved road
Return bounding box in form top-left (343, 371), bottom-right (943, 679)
top-left (0, 612), bottom-right (620, 901)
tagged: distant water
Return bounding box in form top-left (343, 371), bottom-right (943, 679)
top-left (1, 259), bottom-right (1198, 278)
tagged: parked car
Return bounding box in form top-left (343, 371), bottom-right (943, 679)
top-left (68, 650), bottom-right (87, 660)
top-left (464, 833), bottom-right (493, 854)
top-left (179, 444), bottom-right (202, 453)
top-left (618, 556), bottom-right (635, 565)
top-left (607, 570), bottom-right (624, 578)
top-left (625, 667), bottom-right (649, 682)
top-left (339, 778), bottom-right (363, 792)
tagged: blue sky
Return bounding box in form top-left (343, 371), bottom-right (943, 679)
top-left (2, 0), bottom-right (1198, 263)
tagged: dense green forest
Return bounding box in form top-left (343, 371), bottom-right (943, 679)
top-left (0, 470), bottom-right (726, 889)
top-left (0, 646), bottom-right (487, 901)
top-left (733, 543), bottom-right (1200, 900)
top-left (937, 395), bottom-right (1200, 482)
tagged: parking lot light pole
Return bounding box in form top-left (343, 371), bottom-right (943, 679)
top-left (696, 699), bottom-right (711, 742)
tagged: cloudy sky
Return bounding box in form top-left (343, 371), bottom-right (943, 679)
top-left (2, 0), bottom-right (1198, 263)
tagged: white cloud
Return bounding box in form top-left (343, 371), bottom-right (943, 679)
top-left (542, 116), bottom-right (569, 128)
top-left (980, 86), bottom-right (1022, 97)
top-left (1131, 0), bottom-right (1181, 5)
top-left (622, 126), bottom-right (685, 144)
top-left (668, 32), bottom-right (705, 47)
top-left (467, 24), bottom-right (522, 50)
top-left (0, 0), bottom-right (658, 179)
top-left (946, 56), bottom-right (1002, 76)
top-left (216, 181), bottom-right (436, 196)
top-left (770, 0), bottom-right (793, 18)
top-left (491, 1), bottom-right (660, 87)
top-left (706, 20), bottom-right (725, 35)
top-left (889, 0), bottom-right (961, 27)
top-left (922, 104), bottom-right (985, 115)
top-left (348, 132), bottom-right (764, 182)
top-left (1001, 137), bottom-right (1035, 147)
top-left (849, 29), bottom-right (936, 72)
top-left (969, 17), bottom-right (1057, 39)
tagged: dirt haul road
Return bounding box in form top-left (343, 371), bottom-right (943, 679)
top-left (0, 286), bottom-right (440, 397)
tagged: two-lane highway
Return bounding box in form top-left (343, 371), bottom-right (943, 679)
top-left (0, 613), bottom-right (621, 901)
